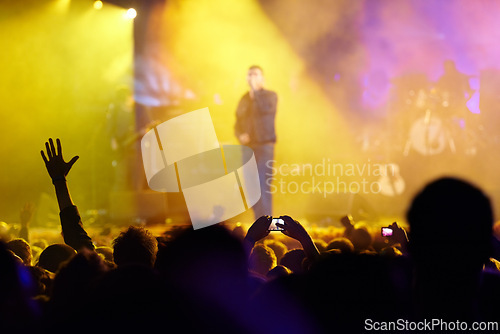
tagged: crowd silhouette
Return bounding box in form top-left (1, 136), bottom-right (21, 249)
top-left (0, 138), bottom-right (499, 333)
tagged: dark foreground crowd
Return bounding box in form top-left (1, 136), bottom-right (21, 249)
top-left (1, 138), bottom-right (500, 334)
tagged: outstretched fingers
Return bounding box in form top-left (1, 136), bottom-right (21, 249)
top-left (45, 142), bottom-right (52, 159)
top-left (49, 138), bottom-right (56, 157)
top-left (41, 138), bottom-right (79, 179)
top-left (56, 138), bottom-right (62, 156)
top-left (41, 150), bottom-right (48, 164)
top-left (44, 138), bottom-right (63, 161)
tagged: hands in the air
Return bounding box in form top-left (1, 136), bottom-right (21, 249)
top-left (277, 215), bottom-right (319, 260)
top-left (386, 222), bottom-right (408, 243)
top-left (386, 222), bottom-right (409, 252)
top-left (20, 202), bottom-right (34, 227)
top-left (245, 215), bottom-right (271, 243)
top-left (41, 138), bottom-right (79, 182)
top-left (276, 215), bottom-right (312, 244)
top-left (244, 215), bottom-right (319, 260)
top-left (245, 215), bottom-right (312, 244)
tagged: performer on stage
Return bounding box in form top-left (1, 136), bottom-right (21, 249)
top-left (434, 59), bottom-right (474, 118)
top-left (235, 65), bottom-right (278, 219)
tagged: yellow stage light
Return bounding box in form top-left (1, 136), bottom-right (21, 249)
top-left (125, 8), bottom-right (137, 19)
top-left (93, 0), bottom-right (103, 10)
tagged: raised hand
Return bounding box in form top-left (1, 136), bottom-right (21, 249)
top-left (20, 202), bottom-right (34, 227)
top-left (245, 215), bottom-right (271, 243)
top-left (276, 215), bottom-right (310, 244)
top-left (387, 222), bottom-right (409, 252)
top-left (277, 215), bottom-right (319, 260)
top-left (41, 138), bottom-right (79, 182)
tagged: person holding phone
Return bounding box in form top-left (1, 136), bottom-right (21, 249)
top-left (235, 65), bottom-right (278, 219)
top-left (243, 216), bottom-right (319, 263)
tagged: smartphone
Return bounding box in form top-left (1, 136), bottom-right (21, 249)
top-left (268, 218), bottom-right (284, 231)
top-left (381, 227), bottom-right (393, 237)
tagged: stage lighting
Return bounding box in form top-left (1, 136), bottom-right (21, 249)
top-left (93, 1), bottom-right (103, 10)
top-left (125, 8), bottom-right (137, 19)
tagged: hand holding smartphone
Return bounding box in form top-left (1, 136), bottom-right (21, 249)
top-left (268, 217), bottom-right (285, 231)
top-left (381, 227), bottom-right (393, 237)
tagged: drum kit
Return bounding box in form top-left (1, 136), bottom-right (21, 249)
top-left (402, 87), bottom-right (473, 156)
top-left (361, 76), bottom-right (479, 199)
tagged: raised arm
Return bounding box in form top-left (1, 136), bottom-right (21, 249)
top-left (277, 215), bottom-right (320, 261)
top-left (243, 215), bottom-right (272, 255)
top-left (386, 222), bottom-right (409, 254)
top-left (41, 138), bottom-right (94, 251)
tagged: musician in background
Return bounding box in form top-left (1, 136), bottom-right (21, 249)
top-left (436, 59), bottom-right (477, 153)
top-left (235, 65), bottom-right (278, 219)
top-left (434, 59), bottom-right (474, 117)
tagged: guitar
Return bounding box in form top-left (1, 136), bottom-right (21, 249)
top-left (377, 163), bottom-right (405, 196)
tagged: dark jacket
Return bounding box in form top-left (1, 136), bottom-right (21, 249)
top-left (234, 89), bottom-right (278, 145)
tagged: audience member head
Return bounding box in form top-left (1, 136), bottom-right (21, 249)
top-left (349, 227), bottom-right (373, 252)
top-left (95, 246), bottom-right (114, 262)
top-left (264, 239), bottom-right (288, 262)
top-left (266, 264), bottom-right (292, 280)
top-left (26, 265), bottom-right (53, 297)
top-left (51, 250), bottom-right (109, 301)
top-left (87, 264), bottom-right (165, 333)
top-left (280, 248), bottom-right (306, 274)
top-left (326, 237), bottom-right (354, 254)
top-left (380, 245), bottom-right (403, 258)
top-left (32, 239), bottom-right (48, 250)
top-left (154, 225), bottom-right (249, 332)
top-left (407, 177), bottom-right (493, 320)
top-left (37, 243), bottom-right (76, 273)
top-left (7, 238), bottom-right (32, 266)
top-left (249, 244), bottom-right (277, 276)
top-left (112, 226), bottom-right (158, 267)
top-left (314, 239), bottom-right (328, 253)
top-left (0, 241), bottom-right (39, 332)
top-left (155, 224), bottom-right (247, 285)
top-left (47, 249), bottom-right (110, 331)
top-left (407, 177), bottom-right (493, 270)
